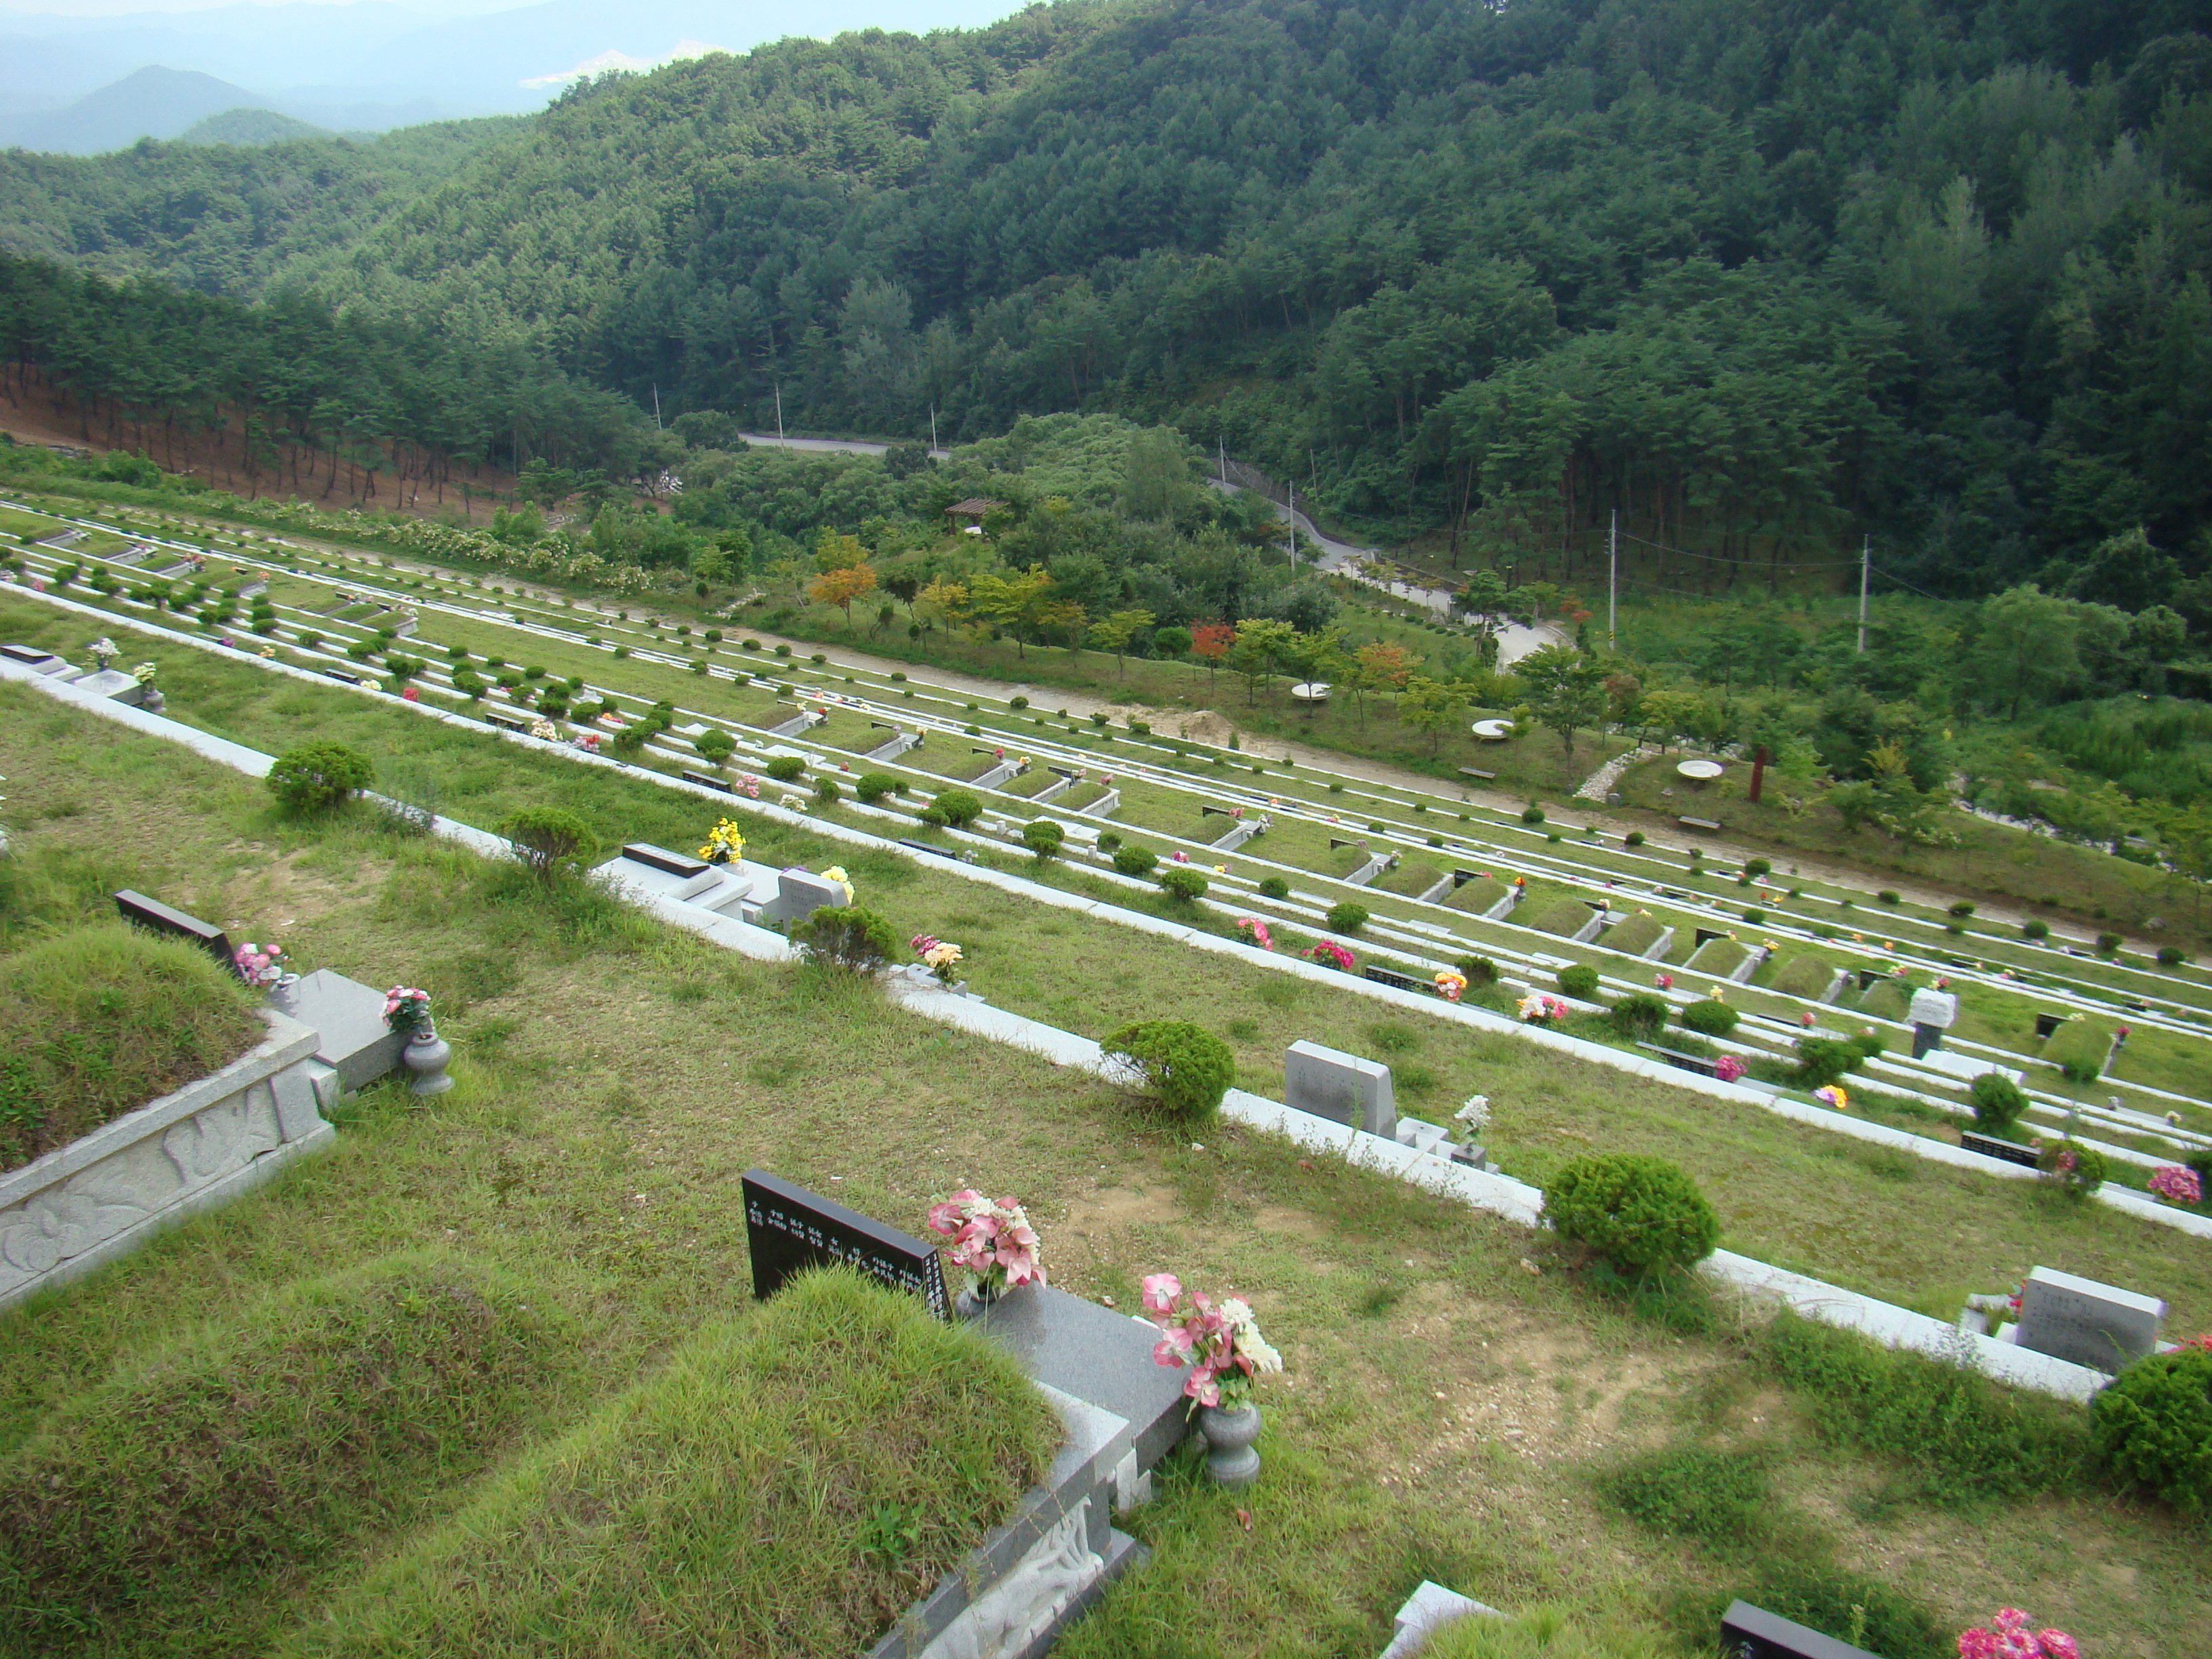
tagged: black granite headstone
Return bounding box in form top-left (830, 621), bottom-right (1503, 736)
top-left (682, 769), bottom-right (734, 793)
top-left (621, 842), bottom-right (710, 878)
top-left (1961, 1130), bottom-right (2041, 1167)
top-left (1719, 1601), bottom-right (1879, 1659)
top-left (1364, 966), bottom-right (1425, 994)
top-left (743, 1170), bottom-right (949, 1320)
top-left (1694, 927), bottom-right (1723, 947)
top-left (115, 889), bottom-right (235, 975)
top-left (1, 643), bottom-right (55, 664)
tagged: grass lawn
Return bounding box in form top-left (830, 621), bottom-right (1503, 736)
top-left (0, 676), bottom-right (2206, 1656)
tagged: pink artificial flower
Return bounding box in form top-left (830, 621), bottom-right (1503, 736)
top-left (2149, 1166), bottom-right (2203, 1206)
top-left (1714, 1056), bottom-right (1746, 1083)
top-left (1800, 1010), bottom-right (1816, 1027)
top-left (1171, 849), bottom-right (1189, 863)
top-left (1654, 972), bottom-right (1674, 991)
top-left (401, 685), bottom-right (420, 702)
top-left (1141, 1272), bottom-right (1182, 1315)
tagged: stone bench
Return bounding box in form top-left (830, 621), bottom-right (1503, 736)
top-left (1456, 766), bottom-right (1497, 781)
top-left (1678, 815), bottom-right (1723, 832)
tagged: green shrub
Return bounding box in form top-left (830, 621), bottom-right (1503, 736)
top-left (2092, 1347), bottom-right (2212, 1513)
top-left (1623, 831), bottom-right (1644, 847)
top-left (1008, 695), bottom-right (1029, 710)
top-left (2022, 918), bottom-right (2049, 940)
top-left (1877, 889), bottom-right (1900, 904)
top-left (1947, 901), bottom-right (1975, 919)
top-left (1521, 804), bottom-right (1545, 825)
top-left (1256, 876), bottom-right (1290, 900)
top-left (1599, 1445), bottom-right (1769, 1545)
top-left (0, 1252), bottom-right (573, 1647)
top-left (1557, 963), bottom-right (1601, 1000)
top-left (1102, 1020), bottom-right (1236, 1122)
top-left (272, 1269), bottom-right (1050, 1659)
top-left (1113, 844), bottom-right (1158, 877)
top-left (933, 789), bottom-right (983, 828)
top-left (1793, 1036), bottom-right (1865, 1089)
top-left (1608, 993), bottom-right (1668, 1041)
top-left (766, 755), bottom-right (807, 783)
top-left (1767, 954), bottom-right (1836, 999)
top-left (1741, 907), bottom-right (1765, 924)
top-left (1021, 819), bottom-right (1064, 859)
top-left (265, 741), bottom-right (373, 813)
top-left (1544, 1154), bottom-right (1719, 1276)
top-left (1159, 867), bottom-right (1208, 903)
top-left (1743, 857), bottom-right (1771, 878)
top-left (695, 729), bottom-right (736, 765)
top-left (0, 925), bottom-right (263, 1172)
top-left (2036, 1137), bottom-right (2108, 1197)
top-left (853, 773), bottom-right (900, 804)
top-left (1458, 955), bottom-right (1500, 987)
top-left (2157, 945), bottom-right (2188, 967)
top-left (813, 775), bottom-right (841, 805)
top-left (790, 905), bottom-right (898, 972)
top-left (2095, 930), bottom-right (2123, 954)
top-left (1325, 901), bottom-right (1369, 934)
top-left (1680, 998), bottom-right (1740, 1037)
top-left (1602, 912), bottom-right (1665, 956)
top-left (1761, 1311), bottom-right (2091, 1504)
top-left (497, 806), bottom-right (596, 883)
top-left (2045, 1017), bottom-right (2114, 1084)
top-left (1969, 1072), bottom-right (2030, 1135)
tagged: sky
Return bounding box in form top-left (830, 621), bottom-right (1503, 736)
top-left (0, 0), bottom-right (521, 14)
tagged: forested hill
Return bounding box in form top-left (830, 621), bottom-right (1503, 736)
top-left (4, 0), bottom-right (2212, 596)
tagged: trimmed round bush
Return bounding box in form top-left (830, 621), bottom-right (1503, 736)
top-left (265, 741), bottom-right (373, 813)
top-left (1021, 819), bottom-right (1064, 859)
top-left (1681, 999), bottom-right (1740, 1038)
top-left (1457, 955), bottom-right (1500, 987)
top-left (2022, 918), bottom-right (2049, 941)
top-left (765, 755), bottom-right (806, 783)
top-left (2095, 931), bottom-right (2123, 955)
top-left (1008, 695), bottom-right (1029, 710)
top-left (1521, 805), bottom-right (1545, 825)
top-left (695, 729), bottom-right (735, 765)
top-left (1543, 1153), bottom-right (1721, 1277)
top-left (1947, 901), bottom-right (1975, 919)
top-left (2156, 945), bottom-right (2188, 967)
top-left (1102, 1020), bottom-right (1235, 1122)
top-left (1609, 993), bottom-right (1668, 1042)
top-left (1969, 1072), bottom-right (2030, 1135)
top-left (2038, 1138), bottom-right (2108, 1197)
top-left (1743, 857), bottom-right (1771, 878)
top-left (1623, 831), bottom-right (1645, 847)
top-left (853, 773), bottom-right (900, 804)
top-left (2092, 1346), bottom-right (2212, 1513)
top-left (1095, 832), bottom-right (1122, 853)
top-left (813, 775), bottom-right (840, 805)
top-left (790, 904), bottom-right (897, 972)
top-left (1742, 907), bottom-right (1765, 925)
top-left (1112, 844), bottom-right (1158, 877)
top-left (1793, 1036), bottom-right (1865, 1089)
top-left (1158, 867), bottom-right (1208, 903)
top-left (1877, 889), bottom-right (1900, 905)
top-left (933, 789), bottom-right (983, 828)
top-left (497, 806), bottom-right (595, 883)
top-left (1557, 963), bottom-right (1601, 1000)
top-left (1256, 876), bottom-right (1290, 900)
top-left (1325, 901), bottom-right (1369, 935)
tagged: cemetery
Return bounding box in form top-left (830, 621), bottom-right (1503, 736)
top-left (0, 506), bottom-right (2206, 1658)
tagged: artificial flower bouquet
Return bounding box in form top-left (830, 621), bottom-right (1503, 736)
top-left (1141, 1273), bottom-right (1282, 1408)
top-left (926, 1189), bottom-right (1043, 1296)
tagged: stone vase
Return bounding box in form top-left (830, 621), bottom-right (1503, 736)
top-left (401, 1025), bottom-right (455, 1098)
top-left (1196, 1402), bottom-right (1262, 1488)
top-left (954, 1275), bottom-right (1004, 1320)
top-left (267, 972), bottom-right (301, 1012)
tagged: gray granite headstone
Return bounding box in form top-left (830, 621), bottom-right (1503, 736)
top-left (1907, 987), bottom-right (1959, 1028)
top-left (1284, 1039), bottom-right (1395, 1136)
top-left (2012, 1265), bottom-right (2165, 1374)
top-left (285, 968), bottom-right (405, 1092)
top-left (975, 1282), bottom-right (1191, 1475)
top-left (755, 867), bottom-right (848, 927)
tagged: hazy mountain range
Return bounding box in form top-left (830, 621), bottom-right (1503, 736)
top-left (0, 0), bottom-right (1019, 152)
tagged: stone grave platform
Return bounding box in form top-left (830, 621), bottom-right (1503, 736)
top-left (283, 969), bottom-right (405, 1098)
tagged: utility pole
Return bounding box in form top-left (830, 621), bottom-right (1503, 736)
top-left (651, 384), bottom-right (661, 430)
top-left (775, 384), bottom-right (784, 443)
top-left (1607, 508), bottom-right (1618, 651)
top-left (1218, 438), bottom-right (1227, 483)
top-left (1857, 533), bottom-right (1870, 654)
top-left (930, 404), bottom-right (938, 454)
top-left (1286, 484), bottom-right (1296, 569)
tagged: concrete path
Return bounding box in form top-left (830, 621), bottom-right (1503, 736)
top-left (738, 432), bottom-right (951, 460)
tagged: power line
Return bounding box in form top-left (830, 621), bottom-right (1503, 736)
top-left (1615, 528), bottom-right (1860, 569)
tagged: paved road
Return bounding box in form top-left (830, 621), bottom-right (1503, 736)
top-left (1210, 479), bottom-right (1564, 667)
top-left (739, 432), bottom-right (951, 460)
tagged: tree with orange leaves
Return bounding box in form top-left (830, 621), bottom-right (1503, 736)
top-left (810, 560), bottom-right (878, 628)
top-left (1190, 620), bottom-right (1235, 697)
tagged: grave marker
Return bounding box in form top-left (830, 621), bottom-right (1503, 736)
top-left (2011, 1265), bottom-right (2164, 1374)
top-left (741, 1170), bottom-right (949, 1319)
top-left (1720, 1600), bottom-right (1880, 1659)
top-left (1284, 1040), bottom-right (1395, 1136)
top-left (114, 889), bottom-right (234, 974)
